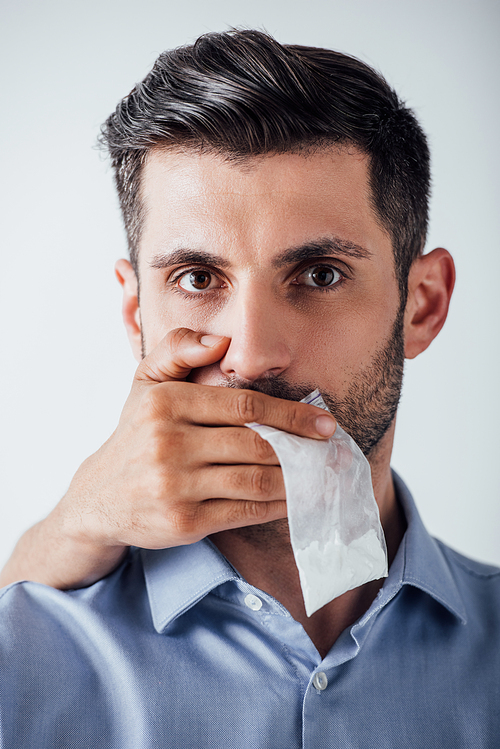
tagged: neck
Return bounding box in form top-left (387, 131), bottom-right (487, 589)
top-left (209, 424), bottom-right (406, 659)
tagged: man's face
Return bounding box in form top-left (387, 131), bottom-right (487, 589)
top-left (135, 147), bottom-right (404, 456)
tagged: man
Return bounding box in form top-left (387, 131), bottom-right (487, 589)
top-left (0, 29), bottom-right (498, 748)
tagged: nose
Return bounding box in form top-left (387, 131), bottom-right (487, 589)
top-left (218, 289), bottom-right (292, 382)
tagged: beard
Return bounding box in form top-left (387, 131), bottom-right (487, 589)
top-left (225, 303), bottom-right (405, 458)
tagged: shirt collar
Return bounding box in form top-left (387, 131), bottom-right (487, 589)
top-left (142, 539), bottom-right (240, 633)
top-left (385, 471), bottom-right (467, 624)
top-left (142, 470), bottom-right (467, 633)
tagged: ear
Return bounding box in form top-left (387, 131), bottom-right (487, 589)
top-left (115, 259), bottom-right (143, 363)
top-left (404, 248), bottom-right (456, 359)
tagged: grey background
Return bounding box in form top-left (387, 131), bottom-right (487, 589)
top-left (1, 0), bottom-right (499, 569)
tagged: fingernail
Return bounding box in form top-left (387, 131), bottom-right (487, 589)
top-left (200, 334), bottom-right (226, 347)
top-left (315, 414), bottom-right (336, 437)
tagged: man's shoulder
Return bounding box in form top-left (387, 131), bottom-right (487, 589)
top-left (0, 547), bottom-right (148, 631)
top-left (393, 470), bottom-right (500, 623)
top-left (0, 551), bottom-right (159, 749)
top-left (437, 540), bottom-right (500, 580)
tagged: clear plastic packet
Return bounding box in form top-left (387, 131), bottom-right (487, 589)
top-left (246, 390), bottom-right (388, 616)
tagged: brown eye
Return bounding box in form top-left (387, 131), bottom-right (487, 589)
top-left (295, 264), bottom-right (341, 288)
top-left (311, 266), bottom-right (335, 286)
top-left (189, 271), bottom-right (211, 289)
top-left (178, 269), bottom-right (219, 292)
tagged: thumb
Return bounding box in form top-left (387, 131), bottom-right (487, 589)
top-left (135, 328), bottom-right (230, 383)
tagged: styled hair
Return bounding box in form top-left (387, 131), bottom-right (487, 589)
top-left (100, 29), bottom-right (430, 299)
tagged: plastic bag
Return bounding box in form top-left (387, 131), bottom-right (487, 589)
top-left (246, 390), bottom-right (387, 616)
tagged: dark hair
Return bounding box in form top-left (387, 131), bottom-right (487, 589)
top-left (100, 29), bottom-right (430, 299)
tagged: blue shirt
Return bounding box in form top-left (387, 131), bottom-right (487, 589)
top-left (1, 472), bottom-right (499, 748)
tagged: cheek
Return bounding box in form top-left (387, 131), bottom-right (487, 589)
top-left (138, 284), bottom-right (225, 352)
top-left (293, 308), bottom-right (392, 386)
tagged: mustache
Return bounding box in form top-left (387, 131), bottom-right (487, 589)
top-left (224, 375), bottom-right (336, 408)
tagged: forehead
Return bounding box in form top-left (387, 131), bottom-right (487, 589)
top-left (138, 147), bottom-right (392, 271)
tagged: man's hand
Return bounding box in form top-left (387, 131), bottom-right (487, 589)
top-left (0, 328), bottom-right (336, 589)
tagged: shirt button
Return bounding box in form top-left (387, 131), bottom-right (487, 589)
top-left (244, 593), bottom-right (263, 611)
top-left (312, 671), bottom-right (328, 691)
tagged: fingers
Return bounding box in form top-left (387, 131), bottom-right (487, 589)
top-left (135, 328), bottom-right (230, 383)
top-left (197, 498), bottom-right (288, 535)
top-left (187, 426), bottom-right (280, 466)
top-left (156, 459), bottom-right (286, 505)
top-left (144, 497), bottom-right (288, 547)
top-left (199, 464), bottom-right (286, 502)
top-left (160, 382), bottom-right (337, 440)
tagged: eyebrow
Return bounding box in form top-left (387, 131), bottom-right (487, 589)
top-left (148, 236), bottom-right (372, 271)
top-left (271, 237), bottom-right (373, 268)
top-left (149, 249), bottom-right (231, 270)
